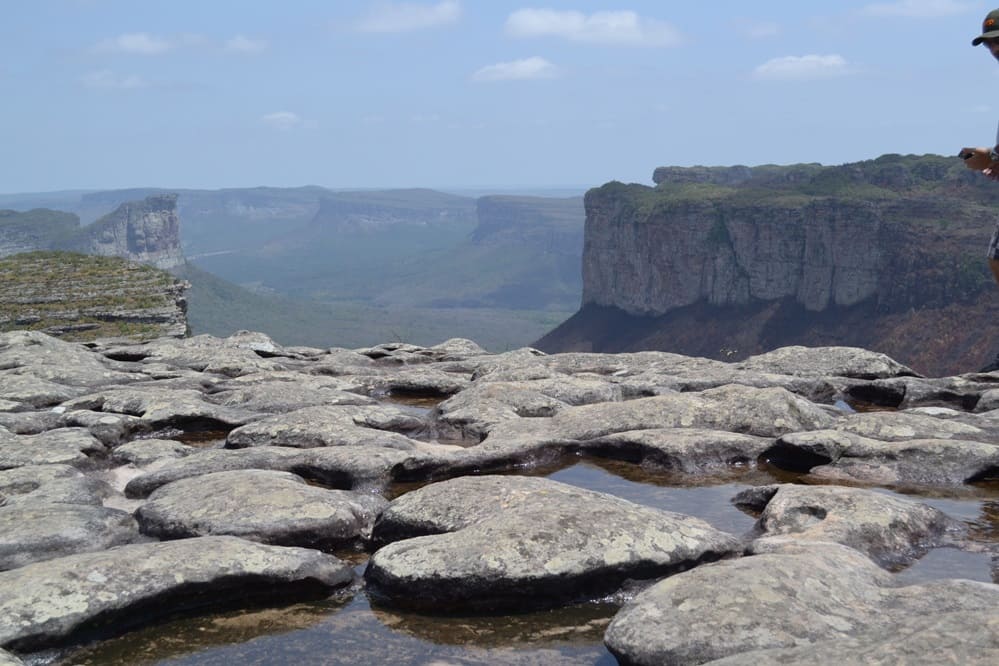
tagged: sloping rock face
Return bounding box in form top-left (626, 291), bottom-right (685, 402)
top-left (539, 155), bottom-right (999, 376)
top-left (60, 194), bottom-right (184, 269)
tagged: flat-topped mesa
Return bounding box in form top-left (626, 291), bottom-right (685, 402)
top-left (63, 194), bottom-right (185, 270)
top-left (539, 154), bottom-right (999, 375)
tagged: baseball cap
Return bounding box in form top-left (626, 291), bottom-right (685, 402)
top-left (973, 9), bottom-right (999, 45)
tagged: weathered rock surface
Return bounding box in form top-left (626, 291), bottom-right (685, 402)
top-left (705, 609), bottom-right (999, 665)
top-left (733, 484), bottom-right (960, 567)
top-left (0, 536), bottom-right (353, 651)
top-left (764, 429), bottom-right (999, 486)
top-left (225, 405), bottom-right (425, 450)
top-left (136, 470), bottom-right (386, 548)
top-left (124, 445), bottom-right (422, 498)
top-left (111, 437), bottom-right (194, 465)
top-left (582, 428), bottom-right (771, 472)
top-left (0, 504), bottom-right (138, 570)
top-left (0, 428), bottom-right (106, 470)
top-left (366, 475), bottom-right (741, 610)
top-left (604, 539), bottom-right (999, 665)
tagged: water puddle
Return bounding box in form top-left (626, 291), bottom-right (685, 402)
top-left (39, 456), bottom-right (999, 665)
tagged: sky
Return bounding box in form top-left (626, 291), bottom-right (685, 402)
top-left (4, 0), bottom-right (999, 193)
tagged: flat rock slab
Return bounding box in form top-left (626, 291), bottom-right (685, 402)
top-left (763, 429), bottom-right (999, 486)
top-left (136, 470), bottom-right (387, 548)
top-left (604, 539), bottom-right (999, 666)
top-left (111, 438), bottom-right (195, 466)
top-left (64, 387), bottom-right (260, 431)
top-left (837, 411), bottom-right (989, 442)
top-left (124, 445), bottom-right (424, 498)
top-left (365, 475), bottom-right (740, 610)
top-left (733, 484), bottom-right (960, 568)
top-left (582, 428), bottom-right (771, 472)
top-left (736, 345), bottom-right (916, 379)
top-left (225, 405), bottom-right (425, 450)
top-left (204, 380), bottom-right (375, 413)
top-left (0, 504), bottom-right (138, 571)
top-left (706, 609), bottom-right (999, 665)
top-left (0, 428), bottom-right (106, 470)
top-left (0, 536), bottom-right (353, 651)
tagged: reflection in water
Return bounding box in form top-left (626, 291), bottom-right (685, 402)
top-left (44, 456), bottom-right (999, 665)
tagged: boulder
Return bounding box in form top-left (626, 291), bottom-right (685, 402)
top-left (0, 504), bottom-right (138, 570)
top-left (733, 484), bottom-right (960, 567)
top-left (366, 475), bottom-right (740, 610)
top-left (604, 539), bottom-right (999, 665)
top-left (135, 470), bottom-right (386, 548)
top-left (0, 536), bottom-right (353, 651)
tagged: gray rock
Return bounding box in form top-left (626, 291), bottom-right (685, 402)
top-left (136, 470), bottom-right (386, 548)
top-left (837, 410), bottom-right (989, 442)
top-left (58, 409), bottom-right (149, 447)
top-left (366, 475), bottom-right (740, 610)
top-left (733, 484), bottom-right (960, 567)
top-left (0, 475), bottom-right (113, 508)
top-left (103, 333), bottom-right (288, 377)
top-left (0, 536), bottom-right (353, 651)
top-left (763, 429), bottom-right (999, 486)
top-left (0, 373), bottom-right (82, 408)
top-left (0, 428), bottom-right (106, 470)
top-left (124, 445), bottom-right (422, 498)
top-left (0, 649), bottom-right (23, 666)
top-left (111, 438), bottom-right (195, 465)
top-left (0, 331), bottom-right (139, 387)
top-left (0, 410), bottom-right (63, 435)
top-left (0, 504), bottom-right (138, 570)
top-left (582, 428), bottom-right (771, 472)
top-left (62, 387), bottom-right (260, 431)
top-left (604, 539), bottom-right (999, 666)
top-left (204, 380), bottom-right (375, 413)
top-left (705, 610), bottom-right (999, 665)
top-left (0, 465), bottom-right (82, 495)
top-left (736, 345), bottom-right (916, 379)
top-left (225, 405), bottom-right (424, 450)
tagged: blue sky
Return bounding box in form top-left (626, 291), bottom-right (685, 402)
top-left (3, 0), bottom-right (999, 193)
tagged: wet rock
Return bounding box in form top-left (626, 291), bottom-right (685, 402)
top-left (604, 539), bottom-right (999, 666)
top-left (736, 345), bottom-right (917, 379)
top-left (0, 428), bottom-right (106, 470)
top-left (136, 470), bottom-right (386, 548)
top-left (0, 536), bottom-right (353, 651)
top-left (705, 609), bottom-right (999, 665)
top-left (225, 405), bottom-right (424, 450)
top-left (0, 504), bottom-right (138, 570)
top-left (124, 445), bottom-right (423, 498)
top-left (582, 428), bottom-right (771, 472)
top-left (763, 429), bottom-right (999, 486)
top-left (111, 438), bottom-right (194, 465)
top-left (366, 475), bottom-right (740, 610)
top-left (733, 484), bottom-right (959, 567)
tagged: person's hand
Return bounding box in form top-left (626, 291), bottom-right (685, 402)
top-left (959, 147), bottom-right (990, 168)
top-left (960, 147), bottom-right (994, 170)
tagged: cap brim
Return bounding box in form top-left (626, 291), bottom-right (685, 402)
top-left (973, 30), bottom-right (999, 45)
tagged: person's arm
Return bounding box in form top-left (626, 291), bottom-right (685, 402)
top-left (960, 146), bottom-right (999, 170)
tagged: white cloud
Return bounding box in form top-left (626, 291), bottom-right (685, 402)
top-left (860, 0), bottom-right (975, 18)
top-left (97, 32), bottom-right (173, 55)
top-left (80, 69), bottom-right (146, 89)
top-left (354, 0), bottom-right (460, 33)
top-left (261, 111), bottom-right (302, 130)
top-left (225, 35), bottom-right (267, 53)
top-left (472, 56), bottom-right (559, 82)
top-left (752, 54), bottom-right (849, 81)
top-left (505, 9), bottom-right (682, 47)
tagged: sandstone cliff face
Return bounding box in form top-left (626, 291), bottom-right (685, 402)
top-left (544, 154), bottom-right (999, 375)
top-left (63, 194), bottom-right (185, 270)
